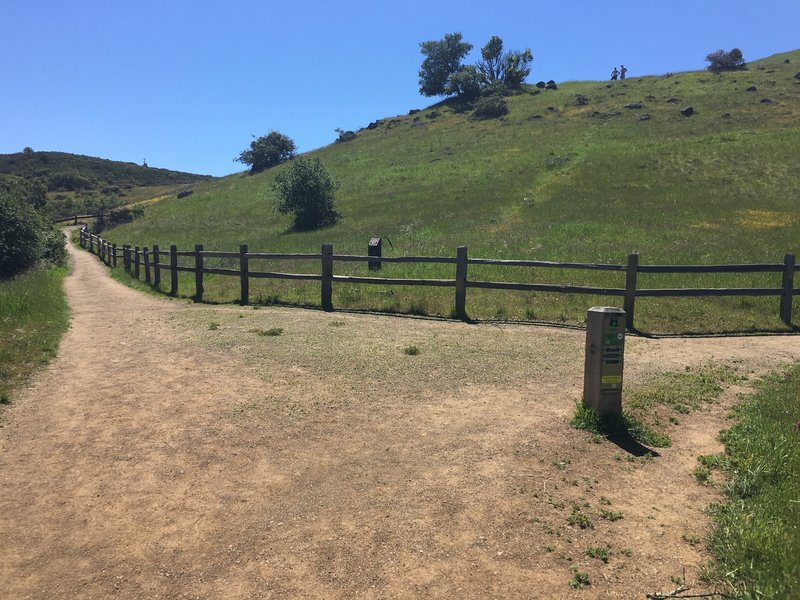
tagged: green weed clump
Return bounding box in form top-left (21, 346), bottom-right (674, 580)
top-left (571, 402), bottom-right (671, 448)
top-left (705, 365), bottom-right (800, 598)
top-left (250, 327), bottom-right (283, 337)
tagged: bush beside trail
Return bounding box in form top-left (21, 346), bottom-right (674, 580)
top-left (0, 175), bottom-right (66, 277)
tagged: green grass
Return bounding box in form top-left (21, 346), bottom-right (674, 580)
top-left (0, 265), bottom-right (70, 411)
top-left (99, 50), bottom-right (800, 333)
top-left (571, 401), bottom-right (672, 448)
top-left (704, 365), bottom-right (800, 598)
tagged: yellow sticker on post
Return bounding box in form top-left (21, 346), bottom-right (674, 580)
top-left (602, 375), bottom-right (622, 384)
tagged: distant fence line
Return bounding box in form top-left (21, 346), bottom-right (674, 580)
top-left (79, 227), bottom-right (797, 330)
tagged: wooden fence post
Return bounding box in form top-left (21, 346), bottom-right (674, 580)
top-left (455, 246), bottom-right (468, 321)
top-left (134, 246), bottom-right (140, 279)
top-left (90, 234), bottom-right (95, 254)
top-left (239, 244), bottom-right (249, 305)
top-left (143, 247), bottom-right (151, 284)
top-left (321, 243), bottom-right (333, 311)
top-left (170, 245), bottom-right (178, 296)
top-left (112, 244), bottom-right (117, 267)
top-left (80, 229), bottom-right (85, 247)
top-left (194, 244), bottom-right (204, 301)
top-left (123, 245), bottom-right (131, 272)
top-left (152, 244), bottom-right (160, 288)
top-left (624, 252), bottom-right (639, 331)
top-left (780, 253), bottom-right (795, 326)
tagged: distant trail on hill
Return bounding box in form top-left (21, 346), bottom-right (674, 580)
top-left (1, 235), bottom-right (799, 598)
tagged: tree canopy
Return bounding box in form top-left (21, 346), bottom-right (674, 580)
top-left (236, 131), bottom-right (297, 174)
top-left (419, 33), bottom-right (533, 99)
top-left (418, 33), bottom-right (473, 97)
top-left (706, 48), bottom-right (746, 72)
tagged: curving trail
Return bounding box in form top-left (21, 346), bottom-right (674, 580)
top-left (1, 238), bottom-right (799, 599)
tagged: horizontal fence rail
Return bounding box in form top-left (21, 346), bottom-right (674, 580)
top-left (78, 227), bottom-right (797, 330)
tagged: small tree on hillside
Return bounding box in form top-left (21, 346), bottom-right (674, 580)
top-left (418, 33), bottom-right (473, 97)
top-left (706, 48), bottom-right (746, 72)
top-left (236, 131), bottom-right (297, 174)
top-left (272, 158), bottom-right (340, 231)
top-left (477, 36), bottom-right (533, 90)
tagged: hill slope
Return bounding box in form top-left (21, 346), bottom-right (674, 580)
top-left (103, 50), bottom-right (800, 332)
top-left (0, 150), bottom-right (211, 191)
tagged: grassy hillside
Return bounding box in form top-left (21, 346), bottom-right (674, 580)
top-left (0, 150), bottom-right (210, 190)
top-left (102, 50), bottom-right (800, 332)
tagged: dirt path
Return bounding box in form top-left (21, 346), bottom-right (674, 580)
top-left (2, 240), bottom-right (799, 599)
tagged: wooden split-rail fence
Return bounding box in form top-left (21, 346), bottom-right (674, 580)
top-left (79, 227), bottom-right (797, 330)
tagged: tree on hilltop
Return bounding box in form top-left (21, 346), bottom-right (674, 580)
top-left (706, 48), bottom-right (746, 72)
top-left (236, 131), bottom-right (296, 174)
top-left (477, 36), bottom-right (533, 89)
top-left (418, 33), bottom-right (473, 97)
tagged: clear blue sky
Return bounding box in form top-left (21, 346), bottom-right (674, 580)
top-left (2, 0), bottom-right (798, 177)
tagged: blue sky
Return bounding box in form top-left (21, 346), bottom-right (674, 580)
top-left (2, 0), bottom-right (798, 176)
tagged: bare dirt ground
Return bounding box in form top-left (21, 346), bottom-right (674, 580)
top-left (2, 240), bottom-right (800, 599)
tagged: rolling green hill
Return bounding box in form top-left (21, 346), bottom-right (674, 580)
top-left (0, 150), bottom-right (211, 191)
top-left (102, 50), bottom-right (800, 332)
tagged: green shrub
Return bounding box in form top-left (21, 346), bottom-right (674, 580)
top-left (471, 94), bottom-right (508, 120)
top-left (273, 157), bottom-right (340, 231)
top-left (0, 184), bottom-right (44, 277)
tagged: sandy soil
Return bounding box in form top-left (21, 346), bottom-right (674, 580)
top-left (2, 239), bottom-right (799, 599)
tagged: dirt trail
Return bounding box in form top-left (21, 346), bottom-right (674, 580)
top-left (2, 240), bottom-right (799, 599)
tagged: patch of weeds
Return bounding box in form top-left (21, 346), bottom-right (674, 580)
top-left (620, 547), bottom-right (633, 557)
top-left (600, 508), bottom-right (624, 522)
top-left (682, 533), bottom-right (701, 546)
top-left (590, 433), bottom-right (604, 444)
top-left (567, 507), bottom-right (593, 529)
top-left (571, 402), bottom-right (671, 448)
top-left (0, 392), bottom-right (11, 405)
top-left (694, 464), bottom-right (712, 485)
top-left (569, 568), bottom-right (591, 589)
top-left (553, 459), bottom-right (570, 470)
top-left (698, 454), bottom-right (725, 469)
top-left (209, 322), bottom-right (220, 330)
top-left (670, 574), bottom-right (685, 586)
top-left (673, 403), bottom-right (691, 414)
top-left (250, 327), bottom-right (283, 337)
top-left (328, 320), bottom-right (346, 327)
top-left (585, 545), bottom-right (610, 563)
top-left (544, 544), bottom-right (554, 552)
top-left (403, 345), bottom-right (420, 356)
top-left (669, 416), bottom-right (680, 425)
top-left (599, 496), bottom-right (611, 506)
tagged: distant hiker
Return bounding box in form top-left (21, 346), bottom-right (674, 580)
top-left (620, 65), bottom-right (628, 80)
top-left (611, 67), bottom-right (619, 81)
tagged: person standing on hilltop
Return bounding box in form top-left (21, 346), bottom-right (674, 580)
top-left (620, 65), bottom-right (627, 80)
top-left (611, 67), bottom-right (619, 81)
